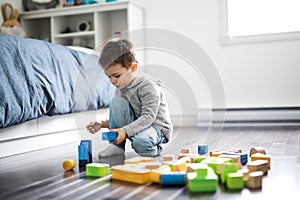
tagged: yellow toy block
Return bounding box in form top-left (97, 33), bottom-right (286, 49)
top-left (150, 165), bottom-right (172, 183)
top-left (170, 157), bottom-right (191, 171)
top-left (124, 156), bottom-right (155, 164)
top-left (250, 153), bottom-right (271, 168)
top-left (111, 164), bottom-right (151, 184)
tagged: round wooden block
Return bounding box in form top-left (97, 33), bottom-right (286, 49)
top-left (63, 159), bottom-right (76, 171)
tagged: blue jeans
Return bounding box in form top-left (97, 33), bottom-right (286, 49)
top-left (109, 96), bottom-right (166, 157)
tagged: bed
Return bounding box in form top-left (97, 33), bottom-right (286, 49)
top-left (0, 34), bottom-right (115, 158)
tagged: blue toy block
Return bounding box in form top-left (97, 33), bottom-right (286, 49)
top-left (225, 152), bottom-right (248, 165)
top-left (198, 144), bottom-right (208, 155)
top-left (161, 172), bottom-right (186, 186)
top-left (102, 131), bottom-right (117, 141)
top-left (78, 140), bottom-right (92, 167)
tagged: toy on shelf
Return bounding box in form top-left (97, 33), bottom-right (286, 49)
top-left (0, 3), bottom-right (25, 37)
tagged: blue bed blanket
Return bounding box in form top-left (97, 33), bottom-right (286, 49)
top-left (0, 34), bottom-right (115, 128)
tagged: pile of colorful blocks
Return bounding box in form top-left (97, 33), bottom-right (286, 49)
top-left (78, 144), bottom-right (271, 192)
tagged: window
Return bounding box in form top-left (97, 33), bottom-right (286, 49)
top-left (223, 0), bottom-right (300, 43)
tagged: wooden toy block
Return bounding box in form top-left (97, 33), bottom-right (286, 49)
top-left (181, 148), bottom-right (191, 154)
top-left (194, 156), bottom-right (206, 163)
top-left (250, 153), bottom-right (271, 168)
top-left (247, 160), bottom-right (268, 175)
top-left (187, 167), bottom-right (218, 192)
top-left (201, 157), bottom-right (232, 175)
top-left (186, 163), bottom-right (208, 174)
top-left (161, 171), bottom-right (186, 186)
top-left (177, 153), bottom-right (199, 160)
top-left (226, 172), bottom-right (244, 190)
top-left (139, 162), bottom-right (161, 170)
top-left (163, 154), bottom-right (175, 162)
top-left (102, 131), bottom-right (117, 141)
top-left (219, 154), bottom-right (242, 169)
top-left (237, 168), bottom-right (250, 181)
top-left (210, 151), bottom-right (225, 157)
top-left (225, 152), bottom-right (248, 165)
top-left (228, 148), bottom-right (243, 153)
top-left (249, 147), bottom-right (266, 156)
top-left (170, 157), bottom-right (191, 171)
top-left (150, 165), bottom-right (171, 183)
top-left (245, 171), bottom-right (264, 190)
top-left (220, 162), bottom-right (239, 184)
top-left (62, 159), bottom-right (76, 171)
top-left (111, 164), bottom-right (151, 184)
top-left (124, 156), bottom-right (155, 164)
top-left (86, 163), bottom-right (110, 177)
top-left (198, 144), bottom-right (208, 155)
top-left (78, 140), bottom-right (92, 167)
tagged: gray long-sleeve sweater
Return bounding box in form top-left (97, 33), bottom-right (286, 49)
top-left (117, 74), bottom-right (173, 142)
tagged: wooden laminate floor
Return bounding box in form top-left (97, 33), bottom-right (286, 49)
top-left (0, 125), bottom-right (299, 200)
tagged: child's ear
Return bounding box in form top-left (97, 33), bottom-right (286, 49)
top-left (131, 62), bottom-right (138, 71)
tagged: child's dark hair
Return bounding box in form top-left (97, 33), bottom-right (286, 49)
top-left (99, 38), bottom-right (136, 69)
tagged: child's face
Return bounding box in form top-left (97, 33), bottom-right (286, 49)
top-left (105, 63), bottom-right (137, 89)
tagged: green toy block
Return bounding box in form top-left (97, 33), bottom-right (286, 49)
top-left (86, 163), bottom-right (110, 177)
top-left (201, 157), bottom-right (232, 174)
top-left (194, 157), bottom-right (206, 163)
top-left (187, 167), bottom-right (218, 192)
top-left (227, 172), bottom-right (244, 190)
top-left (220, 162), bottom-right (239, 184)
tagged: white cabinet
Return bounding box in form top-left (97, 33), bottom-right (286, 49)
top-left (20, 0), bottom-right (144, 49)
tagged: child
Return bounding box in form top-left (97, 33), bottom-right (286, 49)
top-left (86, 38), bottom-right (173, 157)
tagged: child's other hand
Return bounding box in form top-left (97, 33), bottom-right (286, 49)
top-left (110, 128), bottom-right (127, 144)
top-left (86, 121), bottom-right (102, 134)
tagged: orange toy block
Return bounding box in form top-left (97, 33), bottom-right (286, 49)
top-left (247, 160), bottom-right (268, 175)
top-left (124, 156), bottom-right (155, 164)
top-left (245, 171), bottom-right (264, 190)
top-left (62, 159), bottom-right (76, 171)
top-left (150, 165), bottom-right (171, 183)
top-left (250, 153), bottom-right (271, 168)
top-left (111, 164), bottom-right (151, 184)
top-left (169, 157), bottom-right (190, 171)
top-left (249, 147), bottom-right (266, 156)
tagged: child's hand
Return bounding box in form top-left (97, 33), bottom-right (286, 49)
top-left (110, 128), bottom-right (127, 144)
top-left (86, 121), bottom-right (102, 134)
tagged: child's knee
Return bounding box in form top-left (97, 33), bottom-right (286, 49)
top-left (131, 136), bottom-right (160, 157)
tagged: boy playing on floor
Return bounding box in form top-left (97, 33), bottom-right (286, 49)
top-left (86, 38), bottom-right (173, 157)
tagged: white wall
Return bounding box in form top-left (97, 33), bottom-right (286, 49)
top-left (140, 0), bottom-right (300, 109)
top-left (2, 0), bottom-right (300, 110)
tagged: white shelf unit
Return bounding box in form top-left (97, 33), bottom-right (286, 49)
top-left (20, 1), bottom-right (144, 49)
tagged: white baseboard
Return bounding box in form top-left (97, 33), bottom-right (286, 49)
top-left (172, 107), bottom-right (300, 127)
